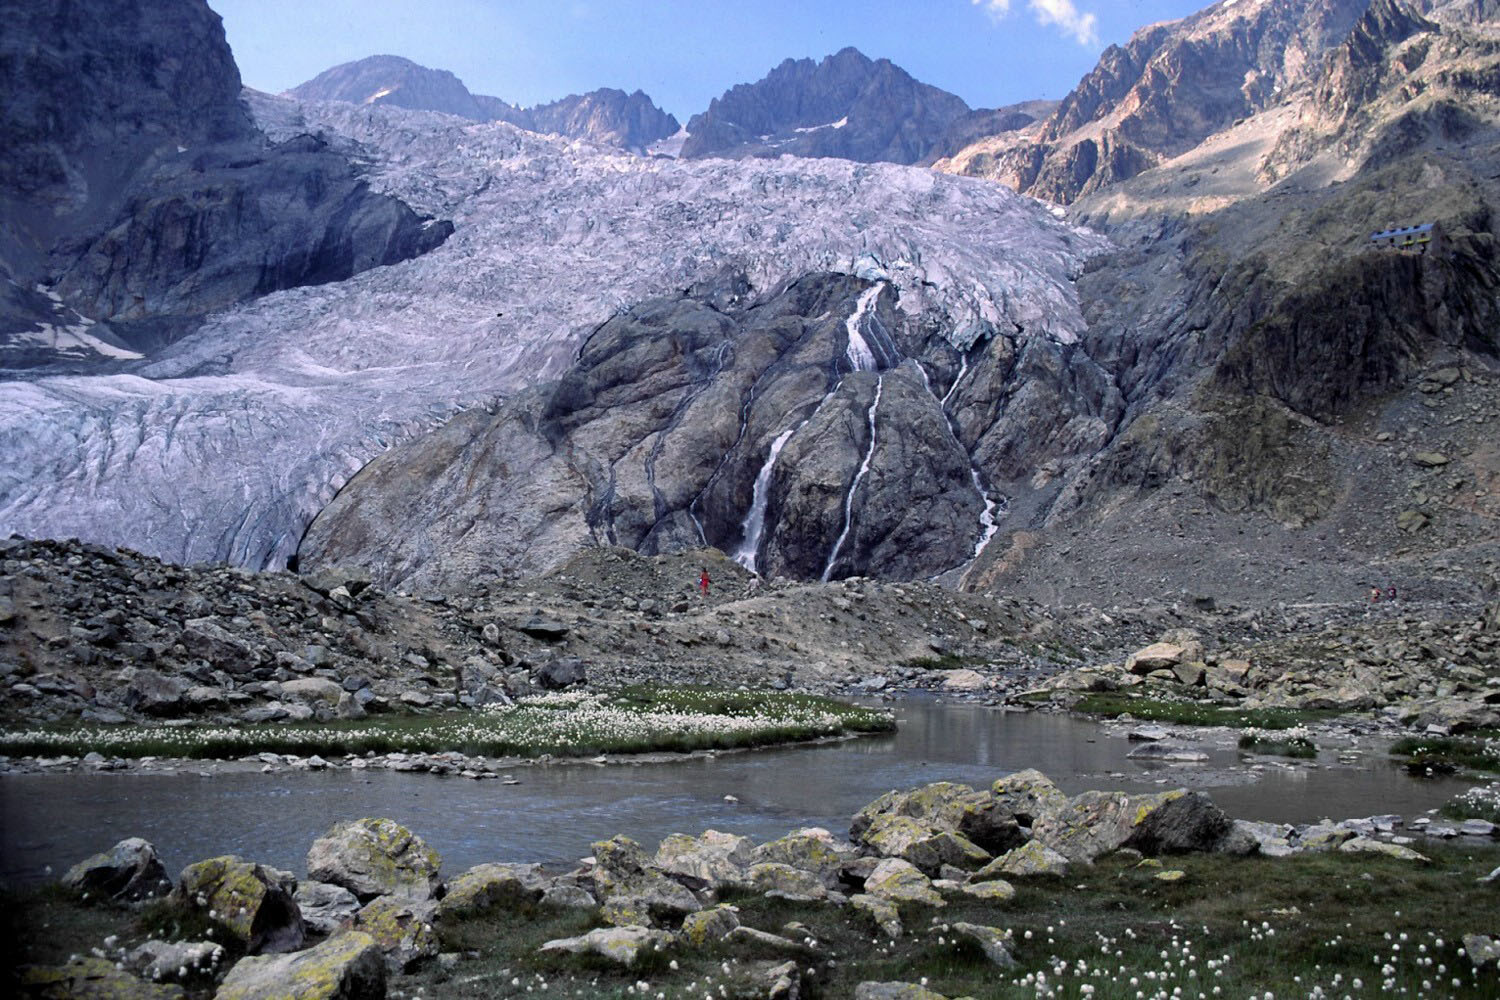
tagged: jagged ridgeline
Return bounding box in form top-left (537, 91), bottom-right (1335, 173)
top-left (300, 270), bottom-right (1122, 590)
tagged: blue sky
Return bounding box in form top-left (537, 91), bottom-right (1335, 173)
top-left (212, 0), bottom-right (1212, 119)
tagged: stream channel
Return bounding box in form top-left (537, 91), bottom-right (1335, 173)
top-left (0, 700), bottom-right (1481, 886)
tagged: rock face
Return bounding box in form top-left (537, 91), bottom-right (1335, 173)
top-left (305, 818), bottom-right (442, 902)
top-left (298, 267), bottom-right (1120, 587)
top-left (62, 838), bottom-right (171, 902)
top-left (0, 0), bottom-right (449, 369)
top-left (289, 55), bottom-right (680, 151)
top-left (938, 0), bottom-right (1369, 202)
top-left (214, 931), bottom-right (385, 1000)
top-left (681, 47), bottom-right (970, 165)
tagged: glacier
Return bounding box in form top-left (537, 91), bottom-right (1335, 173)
top-left (0, 94), bottom-right (1107, 570)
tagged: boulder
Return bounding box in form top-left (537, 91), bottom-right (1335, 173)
top-left (863, 858), bottom-right (944, 907)
top-left (1463, 934), bottom-right (1500, 969)
top-left (951, 922), bottom-right (1017, 968)
top-left (752, 828), bottom-right (851, 888)
top-left (122, 671), bottom-right (189, 716)
top-left (306, 818), bottom-right (442, 902)
top-left (852, 782), bottom-right (1022, 854)
top-left (855, 983), bottom-right (951, 1000)
top-left (1337, 837), bottom-right (1430, 863)
top-left (989, 770), bottom-right (1068, 827)
top-left (20, 956), bottom-right (185, 999)
top-left (1030, 789), bottom-right (1232, 863)
top-left (215, 930), bottom-right (385, 1000)
top-left (293, 880), bottom-right (360, 935)
top-left (539, 925), bottom-right (672, 967)
top-left (678, 904), bottom-right (742, 946)
top-left (1296, 824), bottom-right (1356, 851)
top-left (747, 862), bottom-right (830, 900)
top-left (181, 619), bottom-right (260, 675)
top-left (541, 884), bottom-right (597, 908)
top-left (1126, 743), bottom-right (1208, 762)
top-left (1126, 642), bottom-right (1186, 675)
top-left (974, 840), bottom-right (1070, 879)
top-left (858, 814), bottom-right (990, 875)
top-left (958, 879), bottom-right (1016, 902)
top-left (534, 656), bottom-right (587, 689)
top-left (62, 837), bottom-right (171, 902)
top-left (355, 895), bottom-right (439, 972)
top-left (590, 835), bottom-right (702, 927)
top-left (519, 618), bottom-right (569, 640)
top-left (940, 669), bottom-right (988, 691)
top-left (851, 893), bottom-right (903, 938)
top-left (279, 678), bottom-right (346, 707)
top-left (655, 830), bottom-right (754, 886)
top-left (435, 862), bottom-right (549, 920)
top-left (125, 940), bottom-right (224, 984)
top-left (175, 856), bottom-right (304, 954)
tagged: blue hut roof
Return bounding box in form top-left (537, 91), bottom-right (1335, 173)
top-left (1370, 223), bottom-right (1436, 240)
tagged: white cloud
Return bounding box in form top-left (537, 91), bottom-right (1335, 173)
top-left (972, 0), bottom-right (1100, 47)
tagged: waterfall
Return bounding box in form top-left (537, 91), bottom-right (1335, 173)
top-left (822, 375), bottom-right (883, 582)
top-left (732, 427), bottom-right (797, 573)
top-left (844, 283), bottom-right (883, 372)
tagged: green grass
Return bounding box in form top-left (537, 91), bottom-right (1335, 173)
top-left (1238, 731), bottom-right (1318, 759)
top-left (902, 653), bottom-right (979, 671)
top-left (1390, 734), bottom-right (1500, 777)
top-left (1074, 693), bottom-right (1341, 730)
top-left (0, 687), bottom-right (894, 762)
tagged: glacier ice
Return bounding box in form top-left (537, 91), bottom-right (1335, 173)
top-left (0, 95), bottom-right (1107, 569)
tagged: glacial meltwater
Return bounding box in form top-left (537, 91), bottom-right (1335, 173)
top-left (0, 701), bottom-right (1480, 885)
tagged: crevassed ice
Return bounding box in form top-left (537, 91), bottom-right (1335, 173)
top-left (0, 94), bottom-right (1106, 569)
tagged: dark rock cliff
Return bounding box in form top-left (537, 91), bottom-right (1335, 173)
top-left (0, 0), bottom-right (450, 366)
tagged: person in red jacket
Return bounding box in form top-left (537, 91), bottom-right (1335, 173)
top-left (699, 567), bottom-right (710, 596)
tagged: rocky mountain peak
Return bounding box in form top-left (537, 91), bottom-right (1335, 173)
top-left (680, 47), bottom-right (970, 164)
top-left (288, 54), bottom-right (487, 120)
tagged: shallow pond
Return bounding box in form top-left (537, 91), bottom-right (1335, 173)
top-left (0, 701), bottom-right (1478, 885)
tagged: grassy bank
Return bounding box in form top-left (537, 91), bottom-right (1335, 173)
top-left (1072, 693), bottom-right (1341, 730)
top-left (1237, 727), bottom-right (1318, 759)
top-left (1391, 732), bottom-right (1500, 777)
top-left (0, 687), bottom-right (894, 761)
top-left (12, 846), bottom-right (1499, 999)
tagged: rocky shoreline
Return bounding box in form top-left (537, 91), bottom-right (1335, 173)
top-left (17, 770), bottom-right (1500, 1000)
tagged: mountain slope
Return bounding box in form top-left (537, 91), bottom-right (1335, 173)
top-left (680, 47), bottom-right (971, 165)
top-left (290, 55), bottom-right (679, 151)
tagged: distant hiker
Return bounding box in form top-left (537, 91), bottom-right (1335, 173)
top-left (1370, 587), bottom-right (1381, 604)
top-left (745, 574), bottom-right (761, 598)
top-left (699, 567), bottom-right (710, 596)
top-left (1387, 585), bottom-right (1398, 601)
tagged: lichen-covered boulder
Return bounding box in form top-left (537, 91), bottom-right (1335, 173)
top-left (1338, 837), bottom-right (1430, 863)
top-left (293, 881), bottom-right (361, 935)
top-left (21, 956), bottom-right (185, 999)
top-left (435, 863), bottom-right (549, 920)
top-left (654, 830), bottom-right (754, 886)
top-left (990, 770), bottom-right (1068, 827)
top-left (175, 856), bottom-right (304, 954)
top-left (859, 815), bottom-right (991, 875)
top-left (747, 862), bottom-right (830, 900)
top-left (539, 925), bottom-right (672, 967)
top-left (863, 858), bottom-right (944, 907)
top-left (958, 879), bottom-right (1016, 902)
top-left (591, 835), bottom-right (702, 927)
top-left (215, 930), bottom-right (385, 1000)
top-left (852, 782), bottom-right (1021, 855)
top-left (678, 904), bottom-right (741, 946)
top-left (1030, 789), bottom-right (1231, 863)
top-left (974, 840), bottom-right (1069, 879)
top-left (851, 893), bottom-right (903, 938)
top-left (751, 828), bottom-right (850, 888)
top-left (951, 922), bottom-right (1017, 968)
top-left (62, 837), bottom-right (172, 902)
top-left (354, 895), bottom-right (439, 973)
top-left (306, 818), bottom-right (441, 902)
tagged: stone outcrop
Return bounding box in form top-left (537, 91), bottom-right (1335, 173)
top-left (293, 881), bottom-right (361, 935)
top-left (435, 862), bottom-right (551, 919)
top-left (305, 818), bottom-right (442, 902)
top-left (654, 830), bottom-right (755, 887)
top-left (1031, 789), bottom-right (1234, 863)
top-left (539, 925), bottom-right (673, 967)
top-left (214, 931), bottom-right (385, 1000)
top-left (354, 895), bottom-right (439, 972)
top-left (681, 47), bottom-right (969, 165)
top-left (174, 856), bottom-right (304, 954)
top-left (589, 835), bottom-right (703, 927)
top-left (19, 956), bottom-right (185, 999)
top-left (62, 837), bottom-right (171, 902)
